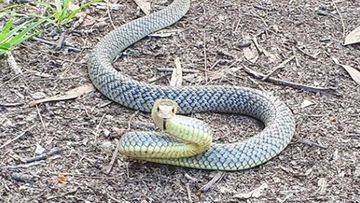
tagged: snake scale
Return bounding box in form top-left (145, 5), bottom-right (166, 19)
top-left (87, 0), bottom-right (295, 171)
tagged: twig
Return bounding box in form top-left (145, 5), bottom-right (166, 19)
top-left (0, 102), bottom-right (24, 107)
top-left (252, 35), bottom-right (264, 55)
top-left (0, 125), bottom-right (35, 149)
top-left (331, 0), bottom-right (346, 40)
top-left (107, 193), bottom-right (122, 203)
top-left (262, 55), bottom-right (295, 80)
top-left (295, 46), bottom-right (318, 60)
top-left (127, 111), bottom-right (139, 130)
top-left (24, 147), bottom-right (63, 163)
top-left (184, 173), bottom-right (199, 183)
top-left (203, 31), bottom-right (208, 82)
top-left (243, 66), bottom-right (340, 96)
top-left (11, 173), bottom-right (35, 183)
top-left (55, 31), bottom-right (67, 50)
top-left (170, 57), bottom-right (183, 87)
top-left (199, 172), bottom-right (225, 192)
top-left (156, 67), bottom-right (199, 73)
top-left (1, 160), bottom-right (45, 170)
top-left (46, 188), bottom-right (79, 200)
top-left (300, 138), bottom-right (328, 149)
top-left (36, 105), bottom-right (46, 134)
top-left (107, 0), bottom-right (116, 29)
top-left (148, 73), bottom-right (171, 83)
top-left (106, 139), bottom-right (121, 174)
top-left (186, 183), bottom-right (193, 203)
top-left (292, 46), bottom-right (301, 68)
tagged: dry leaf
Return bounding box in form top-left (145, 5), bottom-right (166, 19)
top-left (301, 99), bottom-right (315, 108)
top-left (170, 57), bottom-right (183, 87)
top-left (317, 178), bottom-right (327, 194)
top-left (56, 174), bottom-right (68, 185)
top-left (233, 183), bottom-right (268, 199)
top-left (340, 64), bottom-right (360, 85)
top-left (331, 57), bottom-right (360, 85)
top-left (133, 0), bottom-right (151, 15)
top-left (29, 83), bottom-right (95, 106)
top-left (243, 46), bottom-right (258, 63)
top-left (344, 26), bottom-right (360, 45)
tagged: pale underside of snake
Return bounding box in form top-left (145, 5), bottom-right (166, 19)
top-left (87, 0), bottom-right (296, 171)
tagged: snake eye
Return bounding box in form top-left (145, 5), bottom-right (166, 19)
top-left (171, 108), bottom-right (175, 113)
top-left (157, 106), bottom-right (160, 112)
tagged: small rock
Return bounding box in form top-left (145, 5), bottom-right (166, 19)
top-left (34, 144), bottom-right (46, 155)
top-left (1, 116), bottom-right (13, 128)
top-left (103, 128), bottom-right (111, 137)
top-left (25, 110), bottom-right (38, 121)
top-left (31, 92), bottom-right (47, 99)
top-left (101, 140), bottom-right (114, 152)
top-left (354, 164), bottom-right (360, 178)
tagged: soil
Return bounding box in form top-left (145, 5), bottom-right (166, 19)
top-left (1, 0), bottom-right (360, 202)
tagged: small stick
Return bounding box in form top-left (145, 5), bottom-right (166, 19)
top-left (106, 139), bottom-right (121, 174)
top-left (295, 46), bottom-right (318, 60)
top-left (199, 172), bottom-right (225, 192)
top-left (300, 138), bottom-right (328, 149)
top-left (0, 125), bottom-right (35, 149)
top-left (292, 46), bottom-right (301, 68)
top-left (24, 147), bottom-right (63, 163)
top-left (252, 35), bottom-right (264, 55)
top-left (11, 173), bottom-right (35, 183)
top-left (186, 183), bottom-right (193, 203)
top-left (203, 31), bottom-right (208, 82)
top-left (0, 102), bottom-right (24, 107)
top-left (2, 160), bottom-right (45, 170)
top-left (332, 0), bottom-right (346, 40)
top-left (156, 67), bottom-right (199, 73)
top-left (36, 105), bottom-right (46, 134)
top-left (55, 31), bottom-right (67, 50)
top-left (107, 1), bottom-right (116, 29)
top-left (170, 57), bottom-right (183, 87)
top-left (148, 73), bottom-right (171, 83)
top-left (184, 173), bottom-right (198, 183)
top-left (243, 66), bottom-right (340, 96)
top-left (262, 55), bottom-right (295, 80)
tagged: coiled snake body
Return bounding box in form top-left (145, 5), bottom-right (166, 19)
top-left (87, 0), bottom-right (295, 170)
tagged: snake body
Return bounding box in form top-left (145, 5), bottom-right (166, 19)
top-left (87, 0), bottom-right (295, 170)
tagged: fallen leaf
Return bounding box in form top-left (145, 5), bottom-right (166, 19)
top-left (34, 144), bottom-right (45, 155)
top-left (340, 64), bottom-right (360, 85)
top-left (331, 56), bottom-right (360, 85)
top-left (317, 178), bottom-right (327, 194)
top-left (170, 57), bottom-right (183, 87)
top-left (344, 26), bottom-right (360, 45)
top-left (29, 83), bottom-right (95, 106)
top-left (56, 174), bottom-right (68, 185)
top-left (133, 0), bottom-right (151, 15)
top-left (233, 183), bottom-right (268, 199)
top-left (243, 47), bottom-right (258, 63)
top-left (301, 99), bottom-right (315, 108)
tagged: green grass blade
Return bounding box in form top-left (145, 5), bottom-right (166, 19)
top-left (9, 19), bottom-right (45, 47)
top-left (0, 20), bottom-right (15, 42)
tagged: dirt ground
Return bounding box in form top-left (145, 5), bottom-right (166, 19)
top-left (1, 0), bottom-right (360, 202)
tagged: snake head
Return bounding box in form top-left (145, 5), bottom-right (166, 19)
top-left (151, 99), bottom-right (178, 130)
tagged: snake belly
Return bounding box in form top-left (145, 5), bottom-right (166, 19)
top-left (87, 0), bottom-right (295, 171)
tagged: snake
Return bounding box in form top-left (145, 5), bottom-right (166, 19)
top-left (87, 0), bottom-right (296, 171)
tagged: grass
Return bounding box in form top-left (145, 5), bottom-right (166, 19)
top-left (0, 18), bottom-right (45, 56)
top-left (0, 0), bottom-right (101, 56)
top-left (41, 0), bottom-right (102, 26)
